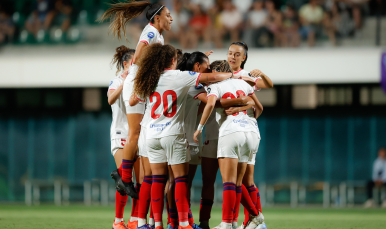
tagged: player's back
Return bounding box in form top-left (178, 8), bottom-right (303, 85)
top-left (145, 70), bottom-right (201, 139)
top-left (207, 79), bottom-right (257, 137)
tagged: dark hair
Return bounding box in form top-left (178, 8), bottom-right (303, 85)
top-left (230, 41), bottom-right (248, 69)
top-left (210, 60), bottom-right (232, 73)
top-left (112, 45), bottom-right (135, 75)
top-left (134, 44), bottom-right (177, 98)
top-left (98, 1), bottom-right (165, 40)
top-left (177, 52), bottom-right (208, 71)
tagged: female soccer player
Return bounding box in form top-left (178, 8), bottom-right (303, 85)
top-left (108, 45), bottom-right (137, 229)
top-left (99, 1), bottom-right (173, 199)
top-left (227, 42), bottom-right (273, 229)
top-left (193, 60), bottom-right (264, 229)
top-left (130, 43), bottom-right (237, 229)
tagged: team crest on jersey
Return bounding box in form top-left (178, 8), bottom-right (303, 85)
top-left (195, 84), bottom-right (203, 89)
top-left (147, 32), bottom-right (155, 39)
top-left (207, 87), bottom-right (211, 94)
top-left (189, 71), bottom-right (196, 75)
top-left (109, 81), bottom-right (113, 86)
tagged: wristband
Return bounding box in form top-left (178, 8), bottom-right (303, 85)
top-left (197, 124), bottom-right (204, 131)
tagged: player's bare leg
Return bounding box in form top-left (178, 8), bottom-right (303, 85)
top-left (199, 157), bottom-right (218, 229)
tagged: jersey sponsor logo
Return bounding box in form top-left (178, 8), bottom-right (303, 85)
top-left (233, 119), bottom-right (249, 127)
top-left (195, 83), bottom-right (203, 89)
top-left (109, 81), bottom-right (113, 86)
top-left (147, 32), bottom-right (155, 39)
top-left (150, 122), bottom-right (171, 132)
top-left (189, 71), bottom-right (196, 75)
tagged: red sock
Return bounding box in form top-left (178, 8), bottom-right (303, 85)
top-left (131, 183), bottom-right (141, 218)
top-left (243, 185), bottom-right (259, 226)
top-left (118, 164), bottom-right (123, 176)
top-left (188, 208), bottom-right (194, 226)
top-left (166, 196), bottom-right (170, 225)
top-left (222, 182), bottom-right (236, 223)
top-left (255, 187), bottom-right (262, 213)
top-left (121, 159), bottom-right (134, 183)
top-left (233, 186), bottom-right (242, 223)
top-left (199, 199), bottom-right (214, 222)
top-left (151, 175), bottom-right (167, 223)
top-left (138, 176), bottom-right (152, 219)
top-left (116, 191), bottom-right (128, 218)
top-left (150, 204), bottom-right (154, 219)
top-left (169, 208), bottom-right (179, 228)
top-left (175, 176), bottom-right (190, 223)
top-left (241, 185), bottom-right (258, 215)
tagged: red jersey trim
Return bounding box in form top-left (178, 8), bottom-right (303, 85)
top-left (233, 68), bottom-right (243, 74)
top-left (136, 95), bottom-right (145, 102)
top-left (164, 69), bottom-right (172, 71)
top-left (140, 40), bottom-right (149, 45)
top-left (207, 94), bottom-right (218, 99)
top-left (130, 59), bottom-right (134, 66)
top-left (195, 73), bottom-right (202, 87)
top-left (193, 92), bottom-right (205, 100)
top-left (255, 78), bottom-right (261, 91)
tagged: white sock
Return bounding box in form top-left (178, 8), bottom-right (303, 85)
top-left (180, 221), bottom-right (189, 227)
top-left (222, 222), bottom-right (232, 229)
top-left (130, 217), bottom-right (138, 222)
top-left (232, 221), bottom-right (238, 227)
top-left (138, 218), bottom-right (147, 227)
top-left (149, 218), bottom-right (155, 226)
top-left (155, 222), bottom-right (162, 227)
top-left (115, 218), bottom-right (123, 224)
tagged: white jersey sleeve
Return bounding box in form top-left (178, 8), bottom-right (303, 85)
top-left (109, 76), bottom-right (129, 140)
top-left (108, 78), bottom-right (122, 93)
top-left (137, 23), bottom-right (164, 47)
top-left (234, 69), bottom-right (262, 91)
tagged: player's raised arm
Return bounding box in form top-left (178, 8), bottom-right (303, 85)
top-left (193, 94), bottom-right (217, 143)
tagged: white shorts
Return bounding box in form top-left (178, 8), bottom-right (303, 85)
top-left (189, 145), bottom-right (201, 165)
top-left (147, 134), bottom-right (190, 165)
top-left (124, 100), bottom-right (145, 114)
top-left (138, 126), bottom-right (148, 158)
top-left (247, 138), bottom-right (260, 165)
top-left (201, 139), bottom-right (218, 159)
top-left (218, 132), bottom-right (260, 163)
top-left (111, 138), bottom-right (126, 156)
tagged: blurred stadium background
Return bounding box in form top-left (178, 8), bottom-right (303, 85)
top-left (0, 0), bottom-right (386, 210)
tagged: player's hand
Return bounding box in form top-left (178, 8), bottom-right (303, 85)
top-left (204, 50), bottom-right (214, 57)
top-left (224, 107), bottom-right (239, 116)
top-left (239, 95), bottom-right (252, 105)
top-left (193, 130), bottom-right (202, 143)
top-left (122, 69), bottom-right (129, 80)
top-left (249, 69), bottom-right (262, 78)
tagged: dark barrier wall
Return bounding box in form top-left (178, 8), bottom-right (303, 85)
top-left (0, 112), bottom-right (386, 201)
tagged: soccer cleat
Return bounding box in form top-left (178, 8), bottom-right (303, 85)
top-left (167, 224), bottom-right (178, 229)
top-left (149, 225), bottom-right (155, 229)
top-left (212, 222), bottom-right (232, 229)
top-left (245, 213), bottom-right (264, 229)
top-left (110, 169), bottom-right (127, 196)
top-left (363, 199), bottom-right (374, 208)
top-left (192, 224), bottom-right (203, 229)
top-left (155, 226), bottom-right (164, 229)
top-left (127, 221), bottom-right (138, 229)
top-left (137, 224), bottom-right (153, 229)
top-left (113, 221), bottom-right (129, 229)
top-left (255, 223), bottom-right (267, 229)
top-left (178, 225), bottom-right (194, 229)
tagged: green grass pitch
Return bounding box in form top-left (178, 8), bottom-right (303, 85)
top-left (0, 205), bottom-right (385, 229)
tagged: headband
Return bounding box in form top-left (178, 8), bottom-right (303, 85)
top-left (150, 5), bottom-right (164, 21)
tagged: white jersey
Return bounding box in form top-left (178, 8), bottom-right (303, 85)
top-left (108, 75), bottom-right (128, 140)
top-left (123, 23), bottom-right (164, 102)
top-left (137, 23), bottom-right (164, 48)
top-left (184, 84), bottom-right (206, 146)
top-left (139, 70), bottom-right (201, 139)
top-left (207, 79), bottom-right (257, 138)
top-left (234, 69), bottom-right (262, 139)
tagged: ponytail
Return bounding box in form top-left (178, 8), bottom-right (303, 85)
top-left (98, 1), bottom-right (165, 41)
top-left (177, 52), bottom-right (208, 71)
top-left (111, 45), bottom-right (135, 75)
top-left (134, 44), bottom-right (177, 98)
top-left (230, 41), bottom-right (248, 69)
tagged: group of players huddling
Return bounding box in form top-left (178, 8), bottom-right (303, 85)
top-left (101, 1), bottom-right (273, 229)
